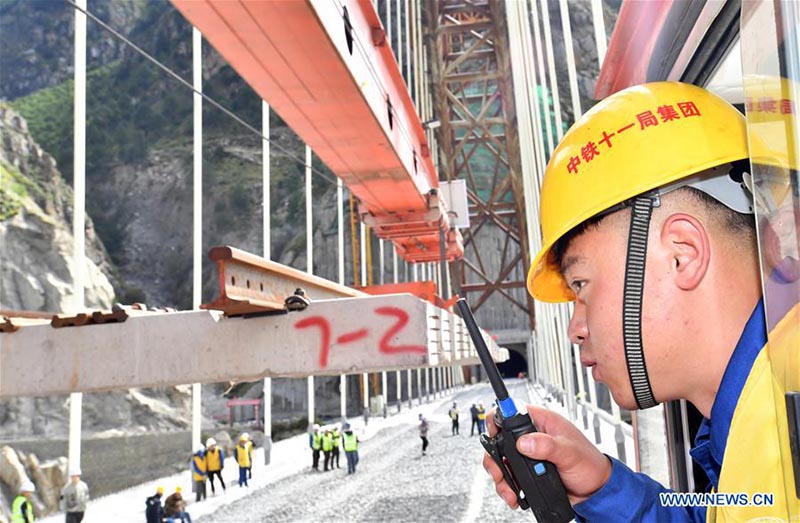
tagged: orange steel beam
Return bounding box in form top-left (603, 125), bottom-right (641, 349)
top-left (358, 281), bottom-right (460, 311)
top-left (203, 246), bottom-right (366, 316)
top-left (359, 280), bottom-right (438, 304)
top-left (366, 225), bottom-right (374, 286)
top-left (400, 232), bottom-right (463, 262)
top-left (396, 230), bottom-right (463, 263)
top-left (0, 312), bottom-right (52, 333)
top-left (349, 194), bottom-right (361, 286)
top-left (0, 304), bottom-right (170, 332)
top-left (171, 0), bottom-right (462, 261)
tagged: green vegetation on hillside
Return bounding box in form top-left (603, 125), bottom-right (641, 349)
top-left (0, 160), bottom-right (26, 220)
top-left (9, 59), bottom-right (193, 184)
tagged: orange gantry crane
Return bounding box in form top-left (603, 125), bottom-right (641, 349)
top-left (171, 0), bottom-right (463, 263)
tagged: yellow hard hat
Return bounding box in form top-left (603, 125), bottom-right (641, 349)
top-left (743, 75), bottom-right (797, 210)
top-left (176, 486), bottom-right (182, 493)
top-left (157, 486), bottom-right (165, 494)
top-left (529, 82), bottom-right (750, 302)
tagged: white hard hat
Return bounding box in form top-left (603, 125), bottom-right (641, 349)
top-left (313, 424), bottom-right (320, 430)
top-left (20, 480), bottom-right (35, 493)
top-left (68, 466), bottom-right (82, 476)
top-left (206, 437), bottom-right (216, 447)
top-left (241, 432), bottom-right (250, 440)
top-left (194, 444), bottom-right (205, 454)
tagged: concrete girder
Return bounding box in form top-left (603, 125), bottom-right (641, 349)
top-left (0, 294), bottom-right (505, 398)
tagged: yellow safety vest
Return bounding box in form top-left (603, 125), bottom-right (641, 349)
top-left (205, 448), bottom-right (222, 472)
top-left (708, 304), bottom-right (799, 522)
top-left (11, 495), bottom-right (33, 523)
top-left (343, 433), bottom-right (358, 452)
top-left (322, 434), bottom-right (333, 452)
top-left (312, 432), bottom-right (322, 450)
top-left (236, 444), bottom-right (251, 468)
top-left (192, 454), bottom-right (207, 482)
top-left (332, 430), bottom-right (341, 447)
top-left (477, 407), bottom-right (486, 420)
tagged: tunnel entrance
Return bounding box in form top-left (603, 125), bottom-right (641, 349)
top-left (497, 343), bottom-right (527, 378)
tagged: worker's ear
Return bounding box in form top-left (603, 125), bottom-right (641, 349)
top-left (658, 213), bottom-right (710, 290)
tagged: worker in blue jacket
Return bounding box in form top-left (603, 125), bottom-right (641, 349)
top-left (145, 486), bottom-right (164, 523)
top-left (483, 83), bottom-right (799, 521)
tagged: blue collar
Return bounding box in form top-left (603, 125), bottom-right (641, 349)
top-left (690, 299), bottom-right (766, 488)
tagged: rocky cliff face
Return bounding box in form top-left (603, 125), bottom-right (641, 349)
top-left (0, 104), bottom-right (202, 436)
top-left (0, 446), bottom-right (66, 521)
top-left (0, 104), bottom-right (115, 311)
top-left (0, 106), bottom-right (200, 520)
top-left (551, 0), bottom-right (622, 125)
top-left (0, 0), bottom-right (147, 101)
top-left (83, 124), bottom-right (346, 309)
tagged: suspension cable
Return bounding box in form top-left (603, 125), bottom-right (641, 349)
top-left (61, 0), bottom-right (339, 186)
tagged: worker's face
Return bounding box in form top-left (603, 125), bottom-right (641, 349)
top-left (71, 475), bottom-right (80, 484)
top-left (23, 491), bottom-right (32, 499)
top-left (562, 216), bottom-right (656, 410)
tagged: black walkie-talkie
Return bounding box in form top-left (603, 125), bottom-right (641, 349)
top-left (457, 298), bottom-right (574, 523)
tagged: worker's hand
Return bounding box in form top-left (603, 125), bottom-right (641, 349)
top-left (483, 405), bottom-right (612, 508)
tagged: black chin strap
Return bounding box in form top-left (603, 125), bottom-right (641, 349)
top-left (623, 196), bottom-right (658, 409)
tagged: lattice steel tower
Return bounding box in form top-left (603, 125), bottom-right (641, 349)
top-left (427, 0), bottom-right (535, 338)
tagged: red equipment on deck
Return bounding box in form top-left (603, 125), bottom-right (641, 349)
top-left (359, 280), bottom-right (447, 308)
top-left (171, 0), bottom-right (463, 262)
